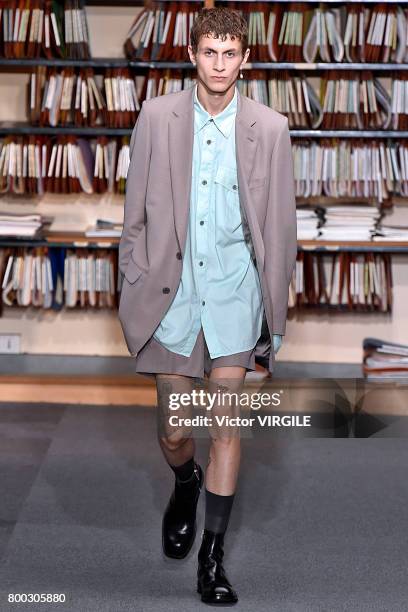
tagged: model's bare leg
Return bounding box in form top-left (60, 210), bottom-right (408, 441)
top-left (157, 373), bottom-right (204, 559)
top-left (206, 365), bottom-right (246, 495)
top-left (156, 373), bottom-right (196, 468)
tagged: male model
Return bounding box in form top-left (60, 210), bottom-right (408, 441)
top-left (118, 7), bottom-right (297, 606)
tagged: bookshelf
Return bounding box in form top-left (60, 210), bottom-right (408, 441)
top-left (0, 0), bottom-right (407, 366)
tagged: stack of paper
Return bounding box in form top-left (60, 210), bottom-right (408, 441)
top-left (363, 338), bottom-right (408, 379)
top-left (317, 206), bottom-right (382, 241)
top-left (0, 0), bottom-right (91, 60)
top-left (372, 225), bottom-right (408, 242)
top-left (296, 208), bottom-right (320, 240)
top-left (0, 213), bottom-right (51, 238)
top-left (85, 219), bottom-right (123, 238)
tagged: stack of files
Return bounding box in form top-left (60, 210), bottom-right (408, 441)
top-left (296, 207), bottom-right (320, 240)
top-left (0, 135), bottom-right (48, 195)
top-left (372, 224), bottom-right (408, 242)
top-left (303, 5), bottom-right (345, 62)
top-left (140, 69), bottom-right (195, 101)
top-left (288, 252), bottom-right (392, 312)
top-left (226, 3), bottom-right (408, 65)
top-left (291, 139), bottom-right (398, 203)
top-left (236, 70), bottom-right (269, 107)
top-left (302, 4), bottom-right (408, 64)
top-left (226, 3), bottom-right (408, 64)
top-left (1, 248), bottom-right (55, 308)
top-left (0, 212), bottom-right (52, 238)
top-left (0, 135), bottom-right (131, 195)
top-left (343, 5), bottom-right (408, 64)
top-left (29, 66), bottom-right (108, 127)
top-left (261, 2), bottom-right (303, 62)
top-left (44, 137), bottom-right (94, 194)
top-left (230, 2), bottom-right (273, 61)
top-left (228, 2), bottom-right (284, 62)
top-left (63, 0), bottom-right (91, 59)
top-left (272, 72), bottom-right (322, 128)
top-left (240, 70), bottom-right (323, 129)
top-left (390, 74), bottom-right (408, 129)
top-left (63, 249), bottom-right (117, 308)
top-left (94, 137), bottom-right (129, 195)
top-left (124, 1), bottom-right (198, 62)
top-left (0, 0), bottom-right (91, 59)
top-left (321, 71), bottom-right (391, 130)
top-left (0, 247), bottom-right (118, 309)
top-left (317, 206), bottom-right (382, 241)
top-left (363, 338), bottom-right (408, 379)
top-left (30, 65), bottom-right (142, 128)
top-left (103, 68), bottom-right (140, 128)
top-left (85, 219), bottom-right (123, 238)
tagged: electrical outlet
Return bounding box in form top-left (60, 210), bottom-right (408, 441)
top-left (0, 334), bottom-right (21, 354)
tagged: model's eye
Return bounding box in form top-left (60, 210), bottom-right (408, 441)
top-left (204, 50), bottom-right (213, 56)
top-left (226, 52), bottom-right (236, 57)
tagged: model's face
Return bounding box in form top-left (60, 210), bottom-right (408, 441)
top-left (188, 34), bottom-right (250, 94)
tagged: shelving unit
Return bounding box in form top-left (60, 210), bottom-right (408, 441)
top-left (3, 236), bottom-right (408, 253)
top-left (1, 0), bottom-right (407, 373)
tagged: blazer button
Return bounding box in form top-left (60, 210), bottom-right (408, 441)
top-left (162, 287), bottom-right (170, 294)
top-left (176, 252), bottom-right (182, 259)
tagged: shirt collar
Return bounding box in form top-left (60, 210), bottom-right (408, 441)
top-left (193, 84), bottom-right (237, 138)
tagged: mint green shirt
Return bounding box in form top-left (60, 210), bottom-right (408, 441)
top-left (152, 84), bottom-right (266, 357)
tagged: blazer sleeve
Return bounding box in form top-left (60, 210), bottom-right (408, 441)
top-left (118, 101), bottom-right (151, 276)
top-left (263, 117), bottom-right (297, 335)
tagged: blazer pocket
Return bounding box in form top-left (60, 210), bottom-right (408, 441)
top-left (124, 257), bottom-right (143, 284)
top-left (249, 177), bottom-right (267, 190)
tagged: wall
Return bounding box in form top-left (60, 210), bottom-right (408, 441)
top-left (0, 6), bottom-right (407, 364)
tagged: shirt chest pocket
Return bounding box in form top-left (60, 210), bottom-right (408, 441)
top-left (214, 165), bottom-right (242, 232)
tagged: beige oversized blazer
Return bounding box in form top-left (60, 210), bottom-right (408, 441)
top-left (118, 84), bottom-right (297, 374)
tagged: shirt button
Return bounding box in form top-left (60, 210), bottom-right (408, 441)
top-left (202, 300), bottom-right (205, 306)
top-left (199, 261), bottom-right (203, 266)
top-left (206, 139), bottom-right (211, 145)
top-left (176, 252), bottom-right (182, 260)
top-left (200, 220), bottom-right (204, 225)
top-left (162, 287), bottom-right (170, 294)
top-left (232, 184), bottom-right (238, 190)
top-left (202, 180), bottom-right (207, 185)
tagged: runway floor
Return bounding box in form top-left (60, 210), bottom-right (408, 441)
top-left (0, 401), bottom-right (407, 612)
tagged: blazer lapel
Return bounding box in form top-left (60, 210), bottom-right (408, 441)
top-left (168, 85), bottom-right (259, 252)
top-left (168, 86), bottom-right (194, 251)
top-left (235, 88), bottom-right (258, 188)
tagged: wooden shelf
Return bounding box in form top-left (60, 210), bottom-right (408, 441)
top-left (2, 235), bottom-right (408, 252)
top-left (2, 58), bottom-right (408, 71)
top-left (0, 122), bottom-right (132, 136)
top-left (1, 122), bottom-right (408, 138)
top-left (298, 240), bottom-right (408, 252)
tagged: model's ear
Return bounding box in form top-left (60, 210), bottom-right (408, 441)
top-left (188, 45), bottom-right (196, 66)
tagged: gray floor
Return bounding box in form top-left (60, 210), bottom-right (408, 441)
top-left (0, 402), bottom-right (408, 612)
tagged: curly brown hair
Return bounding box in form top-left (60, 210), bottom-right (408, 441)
top-left (190, 7), bottom-right (248, 56)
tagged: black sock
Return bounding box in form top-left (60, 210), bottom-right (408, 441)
top-left (205, 488), bottom-right (235, 534)
top-left (169, 456), bottom-right (195, 483)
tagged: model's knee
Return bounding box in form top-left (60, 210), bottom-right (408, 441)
top-left (209, 434), bottom-right (240, 450)
top-left (159, 430), bottom-right (191, 452)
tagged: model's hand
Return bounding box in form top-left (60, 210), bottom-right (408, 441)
top-left (273, 334), bottom-right (283, 353)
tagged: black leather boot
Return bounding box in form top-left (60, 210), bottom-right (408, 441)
top-left (162, 462), bottom-right (203, 559)
top-left (197, 529), bottom-right (238, 605)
